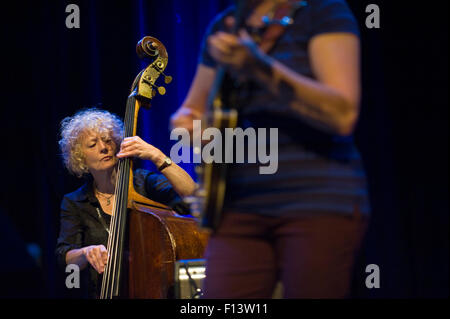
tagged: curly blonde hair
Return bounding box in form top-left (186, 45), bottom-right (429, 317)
top-left (59, 108), bottom-right (124, 177)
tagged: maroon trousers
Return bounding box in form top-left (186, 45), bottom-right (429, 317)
top-left (202, 207), bottom-right (369, 298)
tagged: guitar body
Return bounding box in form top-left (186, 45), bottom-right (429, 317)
top-left (197, 108), bottom-right (237, 230)
top-left (192, 1), bottom-right (255, 231)
top-left (127, 204), bottom-right (209, 298)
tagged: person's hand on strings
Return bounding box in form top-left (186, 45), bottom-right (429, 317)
top-left (207, 17), bottom-right (268, 78)
top-left (83, 244), bottom-right (108, 274)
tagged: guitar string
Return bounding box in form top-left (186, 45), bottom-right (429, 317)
top-left (101, 97), bottom-right (133, 298)
top-left (101, 159), bottom-right (121, 297)
top-left (102, 96), bottom-right (134, 298)
top-left (104, 130), bottom-right (127, 297)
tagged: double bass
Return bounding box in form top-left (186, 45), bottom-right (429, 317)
top-left (100, 36), bottom-right (208, 299)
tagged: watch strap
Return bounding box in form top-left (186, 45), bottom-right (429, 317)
top-left (158, 157), bottom-right (172, 172)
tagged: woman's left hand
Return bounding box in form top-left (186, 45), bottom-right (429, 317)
top-left (208, 29), bottom-right (264, 76)
top-left (116, 136), bottom-right (164, 165)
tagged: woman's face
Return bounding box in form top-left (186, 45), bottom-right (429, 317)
top-left (81, 130), bottom-right (118, 174)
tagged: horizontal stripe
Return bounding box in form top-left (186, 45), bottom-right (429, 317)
top-left (225, 201), bottom-right (371, 217)
top-left (228, 168), bottom-right (367, 184)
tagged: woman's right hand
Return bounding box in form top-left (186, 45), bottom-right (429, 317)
top-left (83, 245), bottom-right (108, 274)
top-left (170, 106), bottom-right (204, 134)
top-left (170, 64), bottom-right (216, 135)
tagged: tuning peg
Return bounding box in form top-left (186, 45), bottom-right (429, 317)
top-left (150, 83), bottom-right (166, 95)
top-left (157, 86), bottom-right (166, 95)
top-left (159, 71), bottom-right (172, 84)
top-left (164, 75), bottom-right (172, 84)
top-left (143, 76), bottom-right (166, 95)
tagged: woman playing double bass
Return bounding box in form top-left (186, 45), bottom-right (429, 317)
top-left (55, 108), bottom-right (195, 298)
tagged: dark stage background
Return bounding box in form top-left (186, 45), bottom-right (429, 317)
top-left (0, 0), bottom-right (447, 298)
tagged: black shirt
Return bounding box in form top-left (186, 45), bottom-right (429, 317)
top-left (55, 168), bottom-right (190, 298)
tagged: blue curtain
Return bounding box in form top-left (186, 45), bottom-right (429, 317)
top-left (0, 0), bottom-right (447, 298)
top-left (0, 0), bottom-right (232, 297)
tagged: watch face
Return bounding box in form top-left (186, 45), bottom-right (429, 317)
top-left (159, 157), bottom-right (172, 171)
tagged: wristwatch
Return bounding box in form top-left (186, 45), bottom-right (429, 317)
top-left (157, 156), bottom-right (172, 172)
